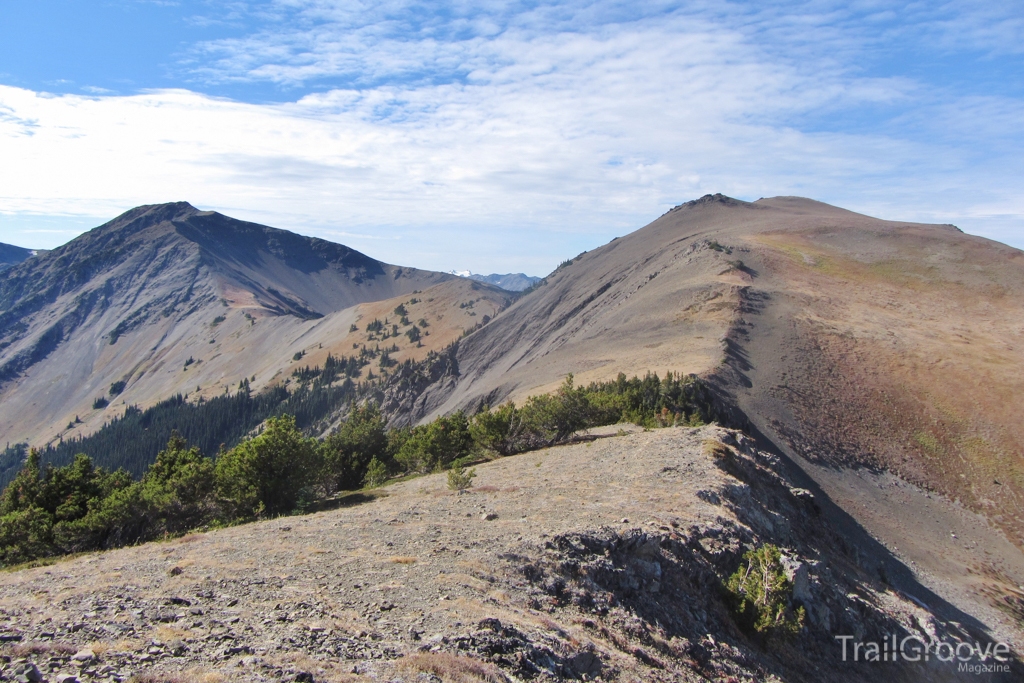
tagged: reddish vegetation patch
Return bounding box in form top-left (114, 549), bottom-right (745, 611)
top-left (750, 231), bottom-right (1024, 548)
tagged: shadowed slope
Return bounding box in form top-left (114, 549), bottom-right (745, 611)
top-left (0, 242), bottom-right (34, 272)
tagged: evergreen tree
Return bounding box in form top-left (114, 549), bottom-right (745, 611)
top-left (215, 415), bottom-right (321, 520)
top-left (395, 411), bottom-right (472, 473)
top-left (320, 403), bottom-right (388, 492)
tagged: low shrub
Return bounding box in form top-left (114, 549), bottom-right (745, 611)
top-left (363, 457), bottom-right (388, 488)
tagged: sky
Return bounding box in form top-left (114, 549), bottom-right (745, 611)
top-left (0, 1), bottom-right (1021, 275)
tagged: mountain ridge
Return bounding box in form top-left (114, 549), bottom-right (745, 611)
top-left (390, 194), bottom-right (1024, 636)
top-left (2, 195), bottom-right (1024, 679)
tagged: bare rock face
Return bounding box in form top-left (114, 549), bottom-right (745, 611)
top-left (376, 345), bottom-right (461, 428)
top-left (1, 426), bottom-right (1018, 681)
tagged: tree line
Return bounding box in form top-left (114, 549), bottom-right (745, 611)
top-left (0, 371), bottom-right (717, 567)
top-left (1, 354), bottom-right (373, 489)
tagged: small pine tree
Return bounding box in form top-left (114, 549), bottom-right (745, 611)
top-left (447, 461), bottom-right (476, 491)
top-left (725, 544), bottom-right (805, 636)
top-left (363, 457), bottom-right (388, 488)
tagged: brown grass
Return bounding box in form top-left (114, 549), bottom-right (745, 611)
top-left (128, 673), bottom-right (224, 683)
top-left (9, 642), bottom-right (77, 657)
top-left (113, 638), bottom-right (144, 652)
top-left (270, 652), bottom-right (357, 683)
top-left (154, 625), bottom-right (191, 642)
top-left (398, 652), bottom-right (507, 683)
top-left (702, 439), bottom-right (731, 459)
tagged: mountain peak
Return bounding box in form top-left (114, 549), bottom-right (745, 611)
top-left (662, 193), bottom-right (755, 217)
top-left (685, 192), bottom-right (739, 206)
top-left (110, 200), bottom-right (200, 227)
top-left (0, 206), bottom-right (453, 420)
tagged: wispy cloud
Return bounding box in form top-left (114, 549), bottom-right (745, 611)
top-left (0, 0), bottom-right (1021, 271)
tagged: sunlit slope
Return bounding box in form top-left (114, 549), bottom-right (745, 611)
top-left (415, 196), bottom-right (755, 418)
top-left (737, 200), bottom-right (1024, 544)
top-left (419, 194), bottom-right (1024, 544)
top-left (0, 202), bottom-right (458, 448)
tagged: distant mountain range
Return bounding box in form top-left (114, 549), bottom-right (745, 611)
top-left (448, 270), bottom-right (541, 291)
top-left (0, 242), bottom-right (37, 272)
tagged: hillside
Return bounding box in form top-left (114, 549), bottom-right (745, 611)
top-left (4, 426), bottom-right (1018, 682)
top-left (410, 195), bottom-right (1024, 530)
top-left (397, 194), bottom-right (1024, 647)
top-left (2, 194), bottom-right (1023, 681)
top-left (0, 203), bottom-right (462, 451)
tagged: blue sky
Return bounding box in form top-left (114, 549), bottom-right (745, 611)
top-left (0, 1), bottom-right (1021, 274)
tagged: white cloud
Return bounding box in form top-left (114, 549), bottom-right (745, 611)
top-left (0, 0), bottom-right (1021, 272)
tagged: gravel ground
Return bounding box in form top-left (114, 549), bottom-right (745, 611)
top-left (1, 426), bottom-right (1019, 682)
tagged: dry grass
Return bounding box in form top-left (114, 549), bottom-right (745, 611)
top-left (8, 642), bottom-right (77, 657)
top-left (330, 609), bottom-right (368, 634)
top-left (154, 625), bottom-right (191, 642)
top-left (398, 651), bottom-right (507, 683)
top-left (270, 652), bottom-right (357, 683)
top-left (113, 638), bottom-right (144, 652)
top-left (702, 439), bottom-right (731, 459)
top-left (128, 672), bottom-right (224, 683)
top-left (435, 572), bottom-right (490, 593)
top-left (456, 559), bottom-right (493, 576)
